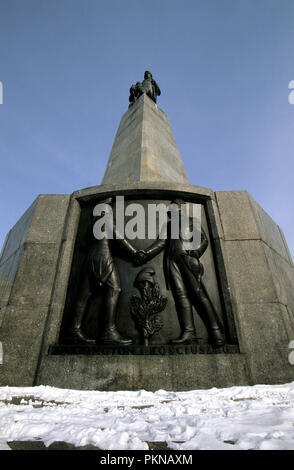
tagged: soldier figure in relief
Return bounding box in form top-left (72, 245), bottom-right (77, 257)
top-left (68, 198), bottom-right (145, 345)
top-left (137, 200), bottom-right (225, 348)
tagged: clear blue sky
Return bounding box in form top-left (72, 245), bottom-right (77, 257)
top-left (0, 0), bottom-right (294, 257)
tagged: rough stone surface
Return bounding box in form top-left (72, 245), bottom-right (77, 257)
top-left (235, 303), bottom-right (294, 384)
top-left (0, 195), bottom-right (70, 387)
top-left (263, 243), bottom-right (294, 313)
top-left (249, 194), bottom-right (293, 263)
top-left (37, 353), bottom-right (249, 391)
top-left (222, 239), bottom-right (278, 304)
top-left (0, 199), bottom-right (37, 316)
top-left (215, 191), bottom-right (260, 241)
top-left (215, 189), bottom-right (294, 385)
top-left (102, 94), bottom-right (189, 184)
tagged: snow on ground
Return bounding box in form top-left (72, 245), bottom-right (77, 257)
top-left (0, 382), bottom-right (294, 450)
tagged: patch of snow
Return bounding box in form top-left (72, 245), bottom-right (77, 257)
top-left (0, 382), bottom-right (293, 450)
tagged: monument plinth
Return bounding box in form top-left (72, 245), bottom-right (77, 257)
top-left (0, 72), bottom-right (293, 390)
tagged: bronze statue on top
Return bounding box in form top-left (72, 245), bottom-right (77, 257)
top-left (129, 71), bottom-right (161, 106)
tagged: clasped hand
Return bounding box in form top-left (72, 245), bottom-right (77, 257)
top-left (133, 250), bottom-right (148, 266)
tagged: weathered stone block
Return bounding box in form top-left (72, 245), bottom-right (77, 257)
top-left (37, 353), bottom-right (249, 391)
top-left (0, 305), bottom-right (50, 386)
top-left (0, 199), bottom-right (37, 317)
top-left (236, 303), bottom-right (294, 384)
top-left (0, 194), bottom-right (70, 386)
top-left (215, 191), bottom-right (260, 241)
top-left (249, 195), bottom-right (293, 263)
top-left (263, 243), bottom-right (294, 314)
top-left (8, 243), bottom-right (60, 307)
top-left (26, 194), bottom-right (70, 244)
top-left (222, 239), bottom-right (278, 304)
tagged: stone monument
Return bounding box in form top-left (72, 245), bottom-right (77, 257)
top-left (0, 72), bottom-right (294, 390)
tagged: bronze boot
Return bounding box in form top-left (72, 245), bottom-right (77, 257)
top-left (210, 326), bottom-right (225, 348)
top-left (67, 300), bottom-right (95, 344)
top-left (170, 297), bottom-right (197, 344)
top-left (98, 288), bottom-right (133, 345)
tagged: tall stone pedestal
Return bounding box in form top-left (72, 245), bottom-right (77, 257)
top-left (102, 93), bottom-right (188, 184)
top-left (0, 93), bottom-right (293, 390)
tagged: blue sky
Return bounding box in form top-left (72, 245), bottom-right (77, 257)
top-left (0, 0), bottom-right (294, 257)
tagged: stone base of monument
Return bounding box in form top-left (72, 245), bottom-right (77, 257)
top-left (39, 350), bottom-right (248, 392)
top-left (0, 182), bottom-right (293, 390)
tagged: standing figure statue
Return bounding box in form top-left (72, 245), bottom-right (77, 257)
top-left (129, 71), bottom-right (161, 106)
top-left (137, 200), bottom-right (225, 348)
top-left (67, 198), bottom-right (144, 345)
